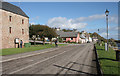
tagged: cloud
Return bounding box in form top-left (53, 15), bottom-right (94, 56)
top-left (109, 25), bottom-right (118, 31)
top-left (100, 32), bottom-right (118, 39)
top-left (30, 16), bottom-right (39, 21)
top-left (47, 14), bottom-right (118, 31)
top-left (72, 14), bottom-right (118, 24)
top-left (108, 15), bottom-right (118, 24)
top-left (71, 14), bottom-right (105, 23)
top-left (47, 14), bottom-right (118, 30)
top-left (30, 16), bottom-right (40, 25)
top-left (100, 32), bottom-right (108, 38)
top-left (100, 26), bottom-right (118, 39)
top-left (47, 17), bottom-right (87, 30)
top-left (98, 25), bottom-right (118, 33)
top-left (84, 25), bottom-right (118, 39)
top-left (47, 14), bottom-right (118, 39)
top-left (30, 22), bottom-right (37, 25)
top-left (47, 14), bottom-right (107, 29)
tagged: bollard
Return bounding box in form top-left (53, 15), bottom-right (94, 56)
top-left (115, 50), bottom-right (120, 61)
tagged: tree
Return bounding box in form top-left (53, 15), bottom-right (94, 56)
top-left (61, 28), bottom-right (77, 32)
top-left (29, 24), bottom-right (34, 38)
top-left (109, 38), bottom-right (116, 47)
top-left (92, 32), bottom-right (107, 42)
top-left (62, 29), bottom-right (73, 32)
top-left (29, 24), bottom-right (57, 44)
top-left (73, 29), bottom-right (77, 32)
top-left (43, 28), bottom-right (57, 44)
top-left (89, 33), bottom-right (93, 37)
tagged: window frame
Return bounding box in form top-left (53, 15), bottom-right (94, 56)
top-left (9, 16), bottom-right (12, 22)
top-left (22, 19), bottom-right (24, 24)
top-left (63, 38), bottom-right (66, 41)
top-left (9, 27), bottom-right (12, 33)
top-left (71, 38), bottom-right (73, 40)
top-left (22, 29), bottom-right (24, 34)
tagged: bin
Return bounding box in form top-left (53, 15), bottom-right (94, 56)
top-left (24, 43), bottom-right (31, 47)
top-left (115, 50), bottom-right (120, 61)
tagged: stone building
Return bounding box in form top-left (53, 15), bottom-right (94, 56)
top-left (0, 1), bottom-right (29, 49)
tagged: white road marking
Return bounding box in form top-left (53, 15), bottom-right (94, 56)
top-left (1, 48), bottom-right (59, 63)
top-left (9, 51), bottom-right (67, 74)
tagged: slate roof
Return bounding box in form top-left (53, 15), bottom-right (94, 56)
top-left (0, 1), bottom-right (29, 18)
top-left (56, 31), bottom-right (78, 38)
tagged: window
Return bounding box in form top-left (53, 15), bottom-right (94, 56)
top-left (22, 29), bottom-right (24, 34)
top-left (63, 38), bottom-right (66, 41)
top-left (9, 27), bottom-right (11, 33)
top-left (22, 19), bottom-right (24, 24)
top-left (71, 38), bottom-right (73, 40)
top-left (9, 16), bottom-right (12, 22)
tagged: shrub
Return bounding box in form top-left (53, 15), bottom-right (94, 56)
top-left (58, 37), bottom-right (63, 43)
top-left (67, 40), bottom-right (71, 43)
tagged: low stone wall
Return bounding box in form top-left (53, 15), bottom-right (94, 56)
top-left (94, 44), bottom-right (103, 76)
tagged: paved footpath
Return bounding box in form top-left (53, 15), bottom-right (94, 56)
top-left (2, 45), bottom-right (67, 63)
top-left (2, 43), bottom-right (97, 76)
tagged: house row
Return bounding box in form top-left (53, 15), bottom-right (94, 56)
top-left (56, 29), bottom-right (97, 43)
top-left (56, 30), bottom-right (80, 43)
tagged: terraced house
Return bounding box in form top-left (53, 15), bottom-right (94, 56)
top-left (0, 1), bottom-right (29, 49)
top-left (56, 30), bottom-right (80, 43)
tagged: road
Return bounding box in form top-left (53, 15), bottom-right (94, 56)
top-left (2, 43), bottom-right (97, 75)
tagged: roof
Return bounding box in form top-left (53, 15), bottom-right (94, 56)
top-left (0, 1), bottom-right (29, 18)
top-left (56, 31), bottom-right (78, 38)
top-left (80, 34), bottom-right (85, 39)
top-left (93, 38), bottom-right (98, 39)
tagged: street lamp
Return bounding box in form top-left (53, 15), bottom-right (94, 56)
top-left (105, 9), bottom-right (109, 51)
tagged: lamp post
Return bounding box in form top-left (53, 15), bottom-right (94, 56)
top-left (105, 9), bottom-right (109, 51)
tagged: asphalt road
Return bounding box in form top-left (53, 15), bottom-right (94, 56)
top-left (2, 43), bottom-right (97, 75)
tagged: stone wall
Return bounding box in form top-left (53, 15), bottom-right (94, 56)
top-left (2, 10), bottom-right (29, 49)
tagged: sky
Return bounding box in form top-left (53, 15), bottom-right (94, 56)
top-left (10, 2), bottom-right (118, 40)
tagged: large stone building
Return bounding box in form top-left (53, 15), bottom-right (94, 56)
top-left (0, 1), bottom-right (29, 49)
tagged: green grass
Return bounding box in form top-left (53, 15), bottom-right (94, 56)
top-left (1, 44), bottom-right (67, 56)
top-left (96, 44), bottom-right (120, 75)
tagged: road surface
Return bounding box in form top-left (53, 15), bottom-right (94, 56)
top-left (2, 43), bottom-right (97, 75)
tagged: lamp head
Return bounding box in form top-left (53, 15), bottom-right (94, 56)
top-left (105, 9), bottom-right (109, 16)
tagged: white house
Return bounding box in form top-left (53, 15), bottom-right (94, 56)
top-left (79, 31), bottom-right (93, 43)
top-left (79, 33), bottom-right (86, 43)
top-left (89, 37), bottom-right (93, 42)
top-left (93, 37), bottom-right (98, 42)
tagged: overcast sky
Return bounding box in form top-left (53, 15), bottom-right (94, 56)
top-left (10, 2), bottom-right (118, 40)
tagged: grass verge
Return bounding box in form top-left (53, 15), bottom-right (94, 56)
top-left (96, 44), bottom-right (120, 75)
top-left (1, 44), bottom-right (67, 56)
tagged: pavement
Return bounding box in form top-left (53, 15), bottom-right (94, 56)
top-left (29, 40), bottom-right (69, 44)
top-left (2, 43), bottom-right (97, 75)
top-left (2, 45), bottom-right (66, 63)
